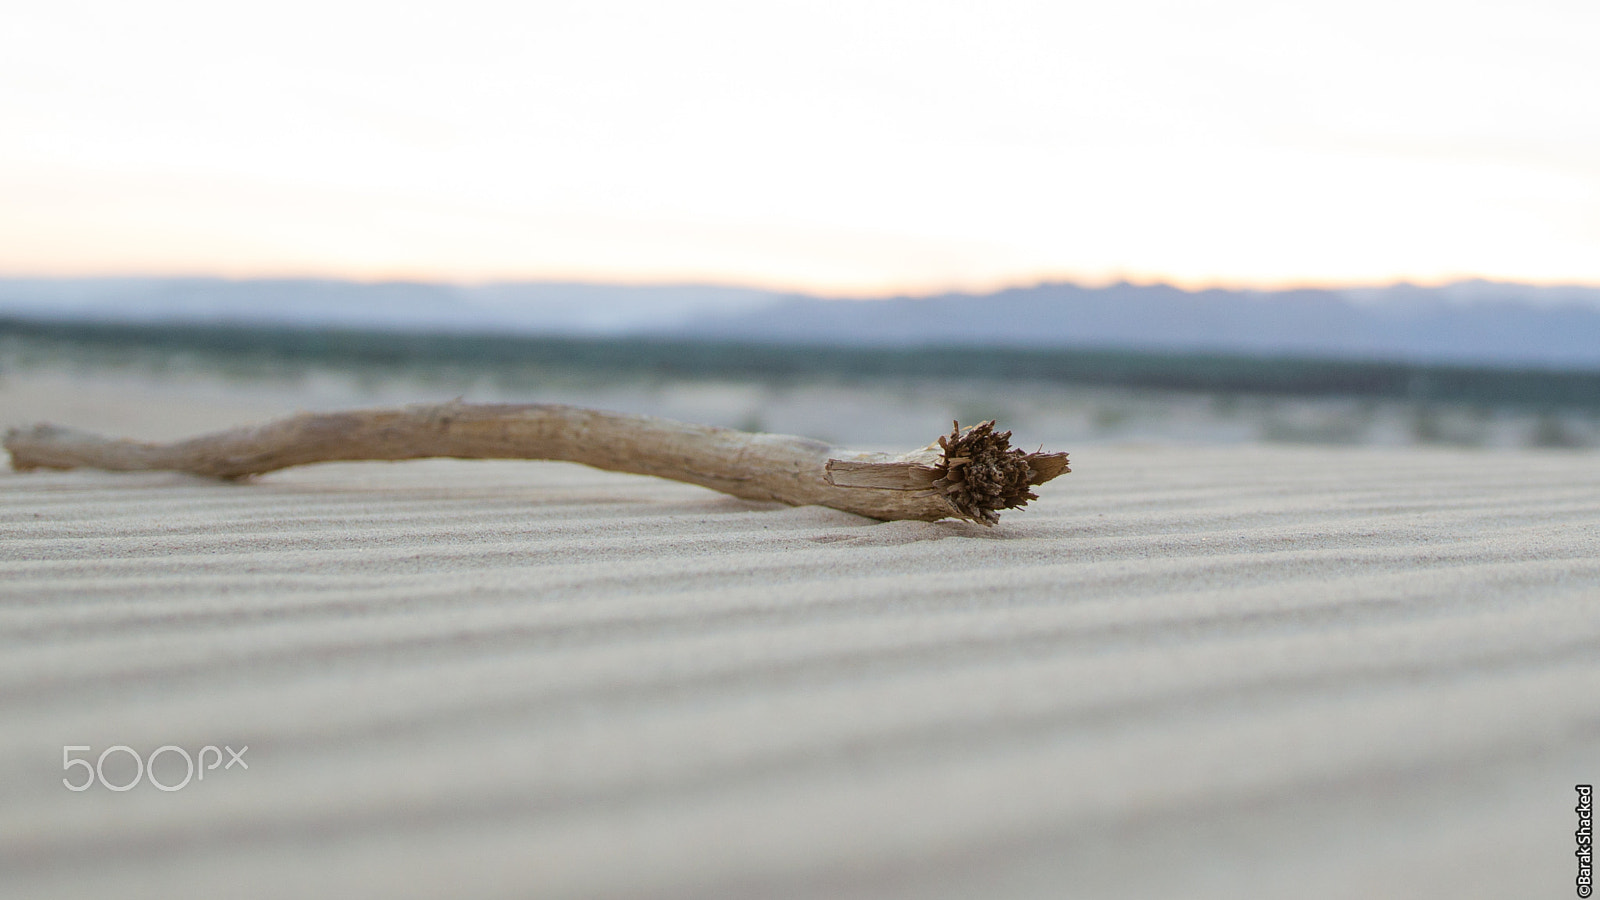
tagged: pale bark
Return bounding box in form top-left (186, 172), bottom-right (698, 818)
top-left (4, 402), bottom-right (1069, 524)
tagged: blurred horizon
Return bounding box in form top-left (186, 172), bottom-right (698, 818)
top-left (5, 271), bottom-right (1600, 299)
top-left (8, 274), bottom-right (1600, 369)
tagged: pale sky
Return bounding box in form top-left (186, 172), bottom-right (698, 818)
top-left (2, 0), bottom-right (1597, 295)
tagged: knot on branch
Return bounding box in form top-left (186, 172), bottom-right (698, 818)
top-left (932, 420), bottom-right (1068, 526)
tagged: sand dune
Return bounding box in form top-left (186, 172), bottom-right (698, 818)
top-left (2, 386), bottom-right (1597, 898)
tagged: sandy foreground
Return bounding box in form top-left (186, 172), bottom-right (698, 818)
top-left (1, 375), bottom-right (1597, 899)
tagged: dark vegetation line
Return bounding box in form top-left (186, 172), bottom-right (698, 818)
top-left (3, 317), bottom-right (1599, 410)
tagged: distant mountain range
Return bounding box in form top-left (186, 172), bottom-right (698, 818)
top-left (3, 277), bottom-right (1600, 369)
top-left (0, 278), bottom-right (778, 335)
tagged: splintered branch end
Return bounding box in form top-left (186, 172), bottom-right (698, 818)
top-left (930, 420), bottom-right (1071, 526)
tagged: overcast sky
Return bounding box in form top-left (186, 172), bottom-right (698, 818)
top-left (2, 0), bottom-right (1596, 295)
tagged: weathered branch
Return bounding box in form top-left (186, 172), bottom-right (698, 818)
top-left (3, 402), bottom-right (1069, 524)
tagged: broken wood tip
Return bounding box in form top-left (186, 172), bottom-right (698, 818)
top-left (929, 420), bottom-right (1071, 526)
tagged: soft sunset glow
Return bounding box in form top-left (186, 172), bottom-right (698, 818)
top-left (3, 0), bottom-right (1597, 295)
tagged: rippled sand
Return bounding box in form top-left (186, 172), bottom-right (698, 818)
top-left (2, 381), bottom-right (1597, 898)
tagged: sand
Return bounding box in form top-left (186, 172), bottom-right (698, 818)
top-left (2, 378), bottom-right (1597, 898)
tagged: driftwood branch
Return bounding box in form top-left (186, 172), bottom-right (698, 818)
top-left (3, 402), bottom-right (1069, 524)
